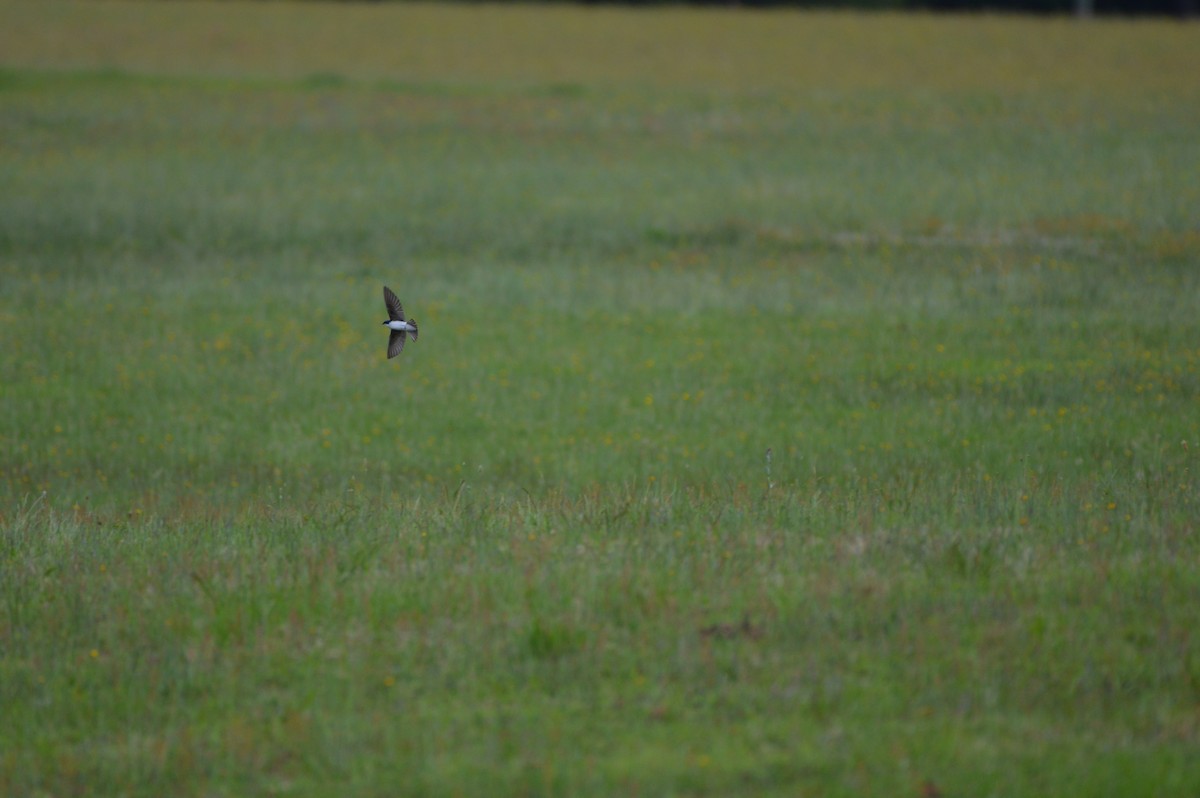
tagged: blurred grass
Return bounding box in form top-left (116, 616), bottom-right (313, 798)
top-left (2, 2), bottom-right (1200, 796)
top-left (2, 67), bottom-right (1197, 513)
top-left (3, 0), bottom-right (1199, 96)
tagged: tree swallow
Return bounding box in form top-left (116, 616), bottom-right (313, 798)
top-left (382, 286), bottom-right (419, 359)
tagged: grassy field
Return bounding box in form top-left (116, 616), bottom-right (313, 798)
top-left (3, 1), bottom-right (1200, 795)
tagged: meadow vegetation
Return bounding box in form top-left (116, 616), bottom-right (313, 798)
top-left (2, 1), bottom-right (1199, 795)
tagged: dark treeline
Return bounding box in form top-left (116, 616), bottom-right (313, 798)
top-left (345, 0), bottom-right (1197, 17)
top-left (569, 0), bottom-right (1196, 14)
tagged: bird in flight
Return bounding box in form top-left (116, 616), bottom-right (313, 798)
top-left (382, 286), bottom-right (419, 359)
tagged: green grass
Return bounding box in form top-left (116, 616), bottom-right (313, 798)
top-left (2, 2), bottom-right (1200, 796)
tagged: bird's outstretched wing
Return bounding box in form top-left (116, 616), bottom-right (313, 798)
top-left (383, 286), bottom-right (405, 322)
top-left (387, 329), bottom-right (407, 359)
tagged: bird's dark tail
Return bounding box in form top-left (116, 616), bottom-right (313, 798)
top-left (409, 320), bottom-right (418, 342)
